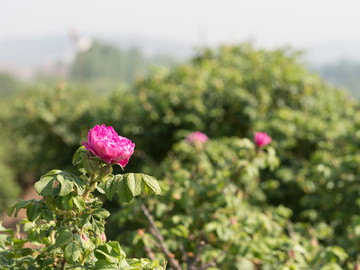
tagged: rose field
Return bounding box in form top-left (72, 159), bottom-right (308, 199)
top-left (1, 44), bottom-right (360, 269)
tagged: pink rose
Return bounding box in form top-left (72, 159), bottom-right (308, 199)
top-left (83, 124), bottom-right (135, 167)
top-left (186, 131), bottom-right (208, 144)
top-left (81, 233), bottom-right (89, 242)
top-left (254, 132), bottom-right (272, 147)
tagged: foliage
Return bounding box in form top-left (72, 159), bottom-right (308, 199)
top-left (0, 145), bottom-right (164, 269)
top-left (0, 114), bottom-right (21, 211)
top-left (113, 137), bottom-right (351, 269)
top-left (1, 43), bottom-right (360, 268)
top-left (0, 73), bottom-right (24, 98)
top-left (104, 44), bottom-right (360, 266)
top-left (105, 44), bottom-right (343, 164)
top-left (70, 41), bottom-right (148, 93)
top-left (0, 162), bottom-right (20, 212)
top-left (0, 83), bottom-right (103, 188)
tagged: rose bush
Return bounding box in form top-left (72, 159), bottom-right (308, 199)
top-left (112, 135), bottom-right (350, 269)
top-left (0, 125), bottom-right (164, 269)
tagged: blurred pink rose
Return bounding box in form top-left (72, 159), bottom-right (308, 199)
top-left (81, 233), bottom-right (89, 242)
top-left (83, 124), bottom-right (135, 167)
top-left (100, 232), bottom-right (106, 241)
top-left (254, 132), bottom-right (272, 147)
top-left (186, 131), bottom-right (208, 144)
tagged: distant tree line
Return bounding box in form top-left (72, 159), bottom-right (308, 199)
top-left (314, 60), bottom-right (360, 98)
top-left (0, 39), bottom-right (180, 97)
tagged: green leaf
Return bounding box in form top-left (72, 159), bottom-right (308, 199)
top-left (141, 174), bottom-right (161, 195)
top-left (321, 263), bottom-right (342, 270)
top-left (104, 175), bottom-right (122, 200)
top-left (93, 208), bottom-right (110, 219)
top-left (96, 185), bottom-right (106, 194)
top-left (93, 260), bottom-right (118, 270)
top-left (72, 146), bottom-right (87, 166)
top-left (61, 193), bottom-right (74, 210)
top-left (116, 176), bottom-right (133, 203)
top-left (41, 210), bottom-right (55, 221)
top-left (78, 213), bottom-right (91, 227)
top-left (0, 234), bottom-right (7, 251)
top-left (73, 233), bottom-right (86, 249)
top-left (92, 218), bottom-right (104, 235)
top-left (94, 242), bottom-right (126, 264)
top-left (55, 229), bottom-right (73, 247)
top-left (7, 203), bottom-right (16, 217)
top-left (170, 224), bottom-right (189, 238)
top-left (73, 196), bottom-right (86, 212)
top-left (106, 241), bottom-right (126, 259)
top-left (0, 222), bottom-right (13, 236)
top-left (34, 176), bottom-right (55, 196)
top-left (14, 200), bottom-right (32, 217)
top-left (125, 173), bottom-right (143, 196)
top-left (73, 176), bottom-right (87, 195)
top-left (26, 203), bottom-right (40, 221)
top-left (57, 175), bottom-right (74, 196)
top-left (65, 240), bottom-right (81, 263)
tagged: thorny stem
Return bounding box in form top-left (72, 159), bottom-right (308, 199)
top-left (82, 179), bottom-right (97, 200)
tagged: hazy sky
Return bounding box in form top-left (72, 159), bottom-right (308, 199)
top-left (1, 0), bottom-right (360, 49)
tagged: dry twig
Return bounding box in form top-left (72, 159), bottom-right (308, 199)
top-left (141, 204), bottom-right (182, 270)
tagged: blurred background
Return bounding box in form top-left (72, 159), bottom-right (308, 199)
top-left (2, 1), bottom-right (360, 268)
top-left (1, 0), bottom-right (360, 97)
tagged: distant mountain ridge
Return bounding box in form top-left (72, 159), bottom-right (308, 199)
top-left (304, 41), bottom-right (360, 65)
top-left (1, 34), bottom-right (360, 79)
top-left (0, 35), bottom-right (194, 73)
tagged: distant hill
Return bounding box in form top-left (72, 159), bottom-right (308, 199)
top-left (304, 41), bottom-right (360, 65)
top-left (1, 35), bottom-right (360, 98)
top-left (0, 34), bottom-right (194, 79)
top-left (0, 35), bottom-right (71, 68)
top-left (312, 60), bottom-right (360, 98)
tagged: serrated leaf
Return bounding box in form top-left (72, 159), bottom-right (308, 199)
top-left (26, 203), bottom-right (40, 221)
top-left (34, 176), bottom-right (55, 196)
top-left (61, 194), bottom-right (74, 210)
top-left (73, 233), bottom-right (86, 249)
top-left (14, 200), bottom-right (32, 217)
top-left (125, 173), bottom-right (143, 196)
top-left (94, 242), bottom-right (125, 263)
top-left (104, 175), bottom-right (122, 200)
top-left (42, 210), bottom-right (55, 221)
top-left (125, 173), bottom-right (136, 196)
top-left (73, 196), bottom-right (86, 212)
top-left (57, 175), bottom-right (74, 196)
top-left (65, 240), bottom-right (81, 263)
top-left (141, 174), bottom-right (161, 195)
top-left (96, 185), bottom-right (106, 194)
top-left (116, 177), bottom-right (133, 203)
top-left (93, 208), bottom-right (110, 219)
top-left (7, 203), bottom-right (16, 217)
top-left (92, 218), bottom-right (104, 235)
top-left (0, 235), bottom-right (7, 250)
top-left (107, 241), bottom-right (126, 259)
top-left (72, 146), bottom-right (87, 166)
top-left (73, 176), bottom-right (87, 195)
top-left (55, 229), bottom-right (73, 247)
top-left (93, 260), bottom-right (118, 270)
top-left (78, 213), bottom-right (91, 227)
